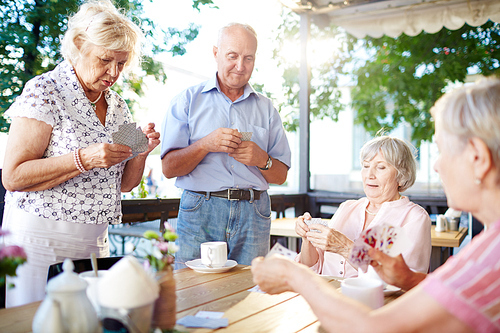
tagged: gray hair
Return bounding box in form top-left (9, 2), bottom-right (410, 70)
top-left (360, 136), bottom-right (417, 192)
top-left (430, 77), bottom-right (500, 167)
top-left (217, 22), bottom-right (258, 49)
top-left (61, 0), bottom-right (143, 70)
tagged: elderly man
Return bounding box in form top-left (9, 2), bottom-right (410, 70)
top-left (161, 23), bottom-right (291, 267)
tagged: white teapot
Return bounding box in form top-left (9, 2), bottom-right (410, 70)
top-left (32, 258), bottom-right (99, 333)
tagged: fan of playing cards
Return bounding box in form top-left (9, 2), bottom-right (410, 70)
top-left (112, 122), bottom-right (149, 162)
top-left (304, 217), bottom-right (329, 232)
top-left (348, 225), bottom-right (407, 273)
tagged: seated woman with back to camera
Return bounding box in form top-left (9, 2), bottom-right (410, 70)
top-left (295, 136), bottom-right (431, 277)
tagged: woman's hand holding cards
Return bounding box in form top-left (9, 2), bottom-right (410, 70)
top-left (368, 249), bottom-right (426, 291)
top-left (306, 226), bottom-right (353, 258)
top-left (295, 213), bottom-right (312, 238)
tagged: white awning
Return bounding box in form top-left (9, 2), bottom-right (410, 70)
top-left (284, 0), bottom-right (500, 38)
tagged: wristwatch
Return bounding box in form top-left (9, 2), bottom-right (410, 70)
top-left (258, 155), bottom-right (273, 170)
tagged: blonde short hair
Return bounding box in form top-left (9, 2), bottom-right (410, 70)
top-left (61, 0), bottom-right (143, 70)
top-left (360, 136), bottom-right (417, 192)
top-left (430, 77), bottom-right (500, 166)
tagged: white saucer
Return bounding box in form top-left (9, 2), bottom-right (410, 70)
top-left (185, 259), bottom-right (238, 273)
top-left (384, 284), bottom-right (401, 296)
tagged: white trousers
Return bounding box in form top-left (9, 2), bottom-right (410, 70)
top-left (2, 205), bottom-right (109, 307)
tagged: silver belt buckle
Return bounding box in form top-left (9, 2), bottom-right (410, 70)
top-left (227, 189), bottom-right (239, 200)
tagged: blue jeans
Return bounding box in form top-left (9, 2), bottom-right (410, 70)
top-left (175, 190), bottom-right (271, 267)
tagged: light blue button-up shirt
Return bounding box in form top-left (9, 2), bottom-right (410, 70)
top-left (161, 74), bottom-right (291, 192)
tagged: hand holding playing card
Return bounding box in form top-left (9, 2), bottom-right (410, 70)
top-left (240, 131), bottom-right (252, 141)
top-left (228, 140), bottom-right (267, 167)
top-left (348, 224), bottom-right (404, 273)
top-left (140, 123), bottom-right (160, 155)
top-left (304, 217), bottom-right (329, 232)
top-left (306, 225), bottom-right (352, 259)
top-left (112, 122), bottom-right (159, 162)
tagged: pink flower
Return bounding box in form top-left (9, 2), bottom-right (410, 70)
top-left (0, 245), bottom-right (27, 260)
top-left (163, 221), bottom-right (174, 233)
top-left (157, 242), bottom-right (170, 253)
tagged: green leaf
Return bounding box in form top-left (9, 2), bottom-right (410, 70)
top-left (0, 0), bottom-right (215, 131)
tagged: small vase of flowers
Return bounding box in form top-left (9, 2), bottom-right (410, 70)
top-left (142, 222), bottom-right (178, 330)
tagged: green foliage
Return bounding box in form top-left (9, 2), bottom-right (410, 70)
top-left (351, 22), bottom-right (500, 142)
top-left (274, 11), bottom-right (347, 132)
top-left (276, 10), bottom-right (500, 143)
top-left (130, 176), bottom-right (148, 199)
top-left (0, 0), bottom-right (214, 132)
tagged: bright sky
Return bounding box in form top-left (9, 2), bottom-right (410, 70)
top-left (143, 0), bottom-right (284, 81)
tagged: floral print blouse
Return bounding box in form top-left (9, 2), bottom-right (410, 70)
top-left (4, 60), bottom-right (132, 225)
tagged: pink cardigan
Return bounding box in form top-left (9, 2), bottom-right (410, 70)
top-left (421, 219), bottom-right (500, 333)
top-left (297, 196), bottom-right (432, 277)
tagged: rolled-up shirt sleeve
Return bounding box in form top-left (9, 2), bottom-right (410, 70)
top-left (161, 93), bottom-right (190, 158)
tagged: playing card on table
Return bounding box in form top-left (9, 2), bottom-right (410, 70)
top-left (266, 242), bottom-right (297, 260)
top-left (240, 132), bottom-right (253, 141)
top-left (112, 122), bottom-right (149, 162)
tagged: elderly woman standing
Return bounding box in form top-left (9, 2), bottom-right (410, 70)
top-left (253, 77), bottom-right (500, 332)
top-left (296, 136), bottom-right (431, 277)
top-left (2, 0), bottom-right (160, 307)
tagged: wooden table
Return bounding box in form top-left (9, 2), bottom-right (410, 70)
top-left (271, 218), bottom-right (469, 271)
top-left (430, 225), bottom-right (468, 272)
top-left (0, 265), bottom-right (403, 333)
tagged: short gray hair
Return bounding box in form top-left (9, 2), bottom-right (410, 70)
top-left (360, 136), bottom-right (417, 192)
top-left (61, 0), bottom-right (143, 70)
top-left (430, 76), bottom-right (500, 166)
top-left (217, 22), bottom-right (258, 49)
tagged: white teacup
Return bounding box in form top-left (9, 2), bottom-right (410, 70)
top-left (201, 241), bottom-right (227, 268)
top-left (79, 270), bottom-right (107, 315)
top-left (358, 266), bottom-right (387, 289)
top-left (341, 277), bottom-right (384, 309)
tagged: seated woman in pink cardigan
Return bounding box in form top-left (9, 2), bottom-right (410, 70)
top-left (295, 136), bottom-right (431, 277)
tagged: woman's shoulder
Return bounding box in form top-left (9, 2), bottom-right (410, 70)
top-left (22, 70), bottom-right (58, 92)
top-left (405, 198), bottom-right (430, 213)
top-left (402, 198), bottom-right (431, 221)
top-left (340, 197), bottom-right (367, 207)
top-left (335, 197), bottom-right (367, 213)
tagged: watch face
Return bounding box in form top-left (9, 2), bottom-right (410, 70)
top-left (266, 157), bottom-right (272, 169)
top-left (259, 156), bottom-right (272, 170)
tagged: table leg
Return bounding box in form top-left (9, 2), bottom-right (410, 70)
top-left (430, 246), bottom-right (453, 272)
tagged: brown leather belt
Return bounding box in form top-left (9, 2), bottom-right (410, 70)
top-left (193, 189), bottom-right (263, 201)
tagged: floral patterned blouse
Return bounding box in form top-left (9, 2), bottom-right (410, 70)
top-left (4, 60), bottom-right (132, 225)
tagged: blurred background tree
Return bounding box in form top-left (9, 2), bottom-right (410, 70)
top-left (276, 10), bottom-right (500, 143)
top-left (0, 0), bottom-right (216, 132)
